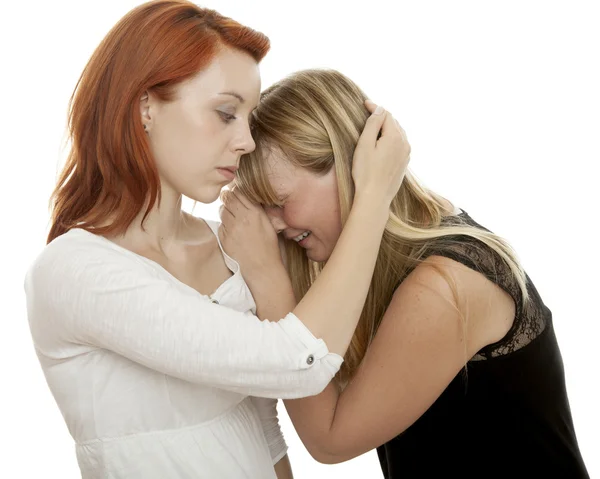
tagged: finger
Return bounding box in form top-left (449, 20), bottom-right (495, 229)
top-left (393, 117), bottom-right (406, 135)
top-left (223, 205), bottom-right (236, 219)
top-left (356, 104), bottom-right (387, 150)
top-left (220, 189), bottom-right (231, 205)
top-left (230, 188), bottom-right (252, 210)
top-left (218, 203), bottom-right (227, 218)
top-left (219, 202), bottom-right (236, 221)
top-left (378, 109), bottom-right (399, 137)
top-left (232, 185), bottom-right (260, 211)
top-left (393, 119), bottom-right (407, 144)
top-left (217, 224), bottom-right (227, 243)
top-left (221, 189), bottom-right (242, 215)
top-left (364, 99), bottom-right (378, 114)
top-left (365, 99), bottom-right (405, 139)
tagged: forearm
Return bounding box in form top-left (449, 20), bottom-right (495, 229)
top-left (247, 198), bottom-right (387, 353)
top-left (274, 454), bottom-right (294, 479)
top-left (284, 383), bottom-right (341, 462)
top-left (245, 266), bottom-right (296, 322)
top-left (293, 197), bottom-right (388, 355)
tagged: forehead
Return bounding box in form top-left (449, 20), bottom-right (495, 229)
top-left (264, 148), bottom-right (302, 195)
top-left (177, 47), bottom-right (261, 105)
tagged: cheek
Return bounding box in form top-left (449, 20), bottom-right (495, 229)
top-left (282, 196), bottom-right (341, 239)
top-left (319, 202), bottom-right (343, 240)
top-left (281, 204), bottom-right (307, 228)
top-left (314, 198), bottom-right (342, 249)
top-left (154, 114), bottom-right (220, 173)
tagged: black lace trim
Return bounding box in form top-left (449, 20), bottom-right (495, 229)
top-left (417, 210), bottom-right (549, 360)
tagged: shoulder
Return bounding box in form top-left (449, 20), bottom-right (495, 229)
top-left (29, 228), bottom-right (135, 267)
top-left (24, 229), bottom-right (145, 297)
top-left (389, 255), bottom-right (515, 355)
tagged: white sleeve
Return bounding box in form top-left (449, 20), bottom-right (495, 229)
top-left (249, 397), bottom-right (288, 465)
top-left (24, 234), bottom-right (343, 399)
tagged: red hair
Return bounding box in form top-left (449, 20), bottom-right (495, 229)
top-left (47, 0), bottom-right (270, 243)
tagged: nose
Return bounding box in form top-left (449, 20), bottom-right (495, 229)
top-left (232, 122), bottom-right (256, 155)
top-left (264, 206), bottom-right (287, 233)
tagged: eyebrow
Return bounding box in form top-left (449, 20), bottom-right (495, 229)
top-left (218, 91), bottom-right (245, 103)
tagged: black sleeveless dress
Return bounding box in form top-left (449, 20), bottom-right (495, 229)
top-left (376, 210), bottom-right (589, 478)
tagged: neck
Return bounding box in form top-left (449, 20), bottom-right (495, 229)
top-left (124, 184), bottom-right (189, 253)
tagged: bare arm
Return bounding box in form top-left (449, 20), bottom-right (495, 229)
top-left (247, 255), bottom-right (514, 463)
top-left (274, 454), bottom-right (294, 479)
top-left (221, 105), bottom-right (410, 357)
top-left (283, 256), bottom-right (515, 463)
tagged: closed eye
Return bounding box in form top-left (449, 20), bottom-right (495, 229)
top-left (217, 111), bottom-right (237, 123)
top-left (264, 203), bottom-right (284, 211)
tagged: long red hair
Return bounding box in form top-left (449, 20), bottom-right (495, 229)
top-left (47, 0), bottom-right (270, 243)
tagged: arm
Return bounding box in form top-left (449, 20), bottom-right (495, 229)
top-left (25, 105), bottom-right (405, 402)
top-left (282, 256), bottom-right (515, 463)
top-left (222, 105), bottom-right (410, 357)
top-left (24, 237), bottom-right (339, 399)
top-left (240, 198), bottom-right (390, 352)
top-left (274, 454), bottom-right (294, 479)
top-left (24, 189), bottom-right (400, 401)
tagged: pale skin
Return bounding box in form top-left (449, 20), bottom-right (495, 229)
top-left (104, 45), bottom-right (410, 478)
top-left (223, 132), bottom-right (517, 465)
top-left (106, 45), bottom-right (296, 476)
top-left (107, 47), bottom-right (262, 298)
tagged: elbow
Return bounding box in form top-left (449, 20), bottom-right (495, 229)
top-left (308, 447), bottom-right (346, 465)
top-left (313, 453), bottom-right (341, 465)
top-left (304, 441), bottom-right (349, 465)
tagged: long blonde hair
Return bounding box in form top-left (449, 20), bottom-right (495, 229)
top-left (236, 69), bottom-right (528, 384)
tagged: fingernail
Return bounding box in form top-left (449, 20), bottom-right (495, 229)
top-left (374, 105), bottom-right (384, 115)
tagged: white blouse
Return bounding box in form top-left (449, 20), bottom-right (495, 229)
top-left (24, 220), bottom-right (343, 478)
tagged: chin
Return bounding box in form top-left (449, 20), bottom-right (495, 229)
top-left (306, 249), bottom-right (331, 263)
top-left (188, 186), bottom-right (222, 204)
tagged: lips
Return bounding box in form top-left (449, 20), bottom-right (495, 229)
top-left (292, 231), bottom-right (311, 242)
top-left (217, 166), bottom-right (238, 181)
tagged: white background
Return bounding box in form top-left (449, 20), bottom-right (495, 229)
top-left (1, 1), bottom-right (598, 477)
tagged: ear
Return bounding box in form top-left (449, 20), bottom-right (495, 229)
top-left (140, 91), bottom-right (153, 132)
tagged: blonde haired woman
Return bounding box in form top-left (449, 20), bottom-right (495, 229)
top-left (228, 69), bottom-right (590, 478)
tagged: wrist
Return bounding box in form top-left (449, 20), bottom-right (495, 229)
top-left (350, 193), bottom-right (390, 226)
top-left (243, 258), bottom-right (288, 290)
top-left (245, 265), bottom-right (296, 321)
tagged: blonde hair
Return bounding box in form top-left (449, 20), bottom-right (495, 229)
top-left (236, 69), bottom-right (528, 385)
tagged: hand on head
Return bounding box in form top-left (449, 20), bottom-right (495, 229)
top-left (352, 100), bottom-right (411, 206)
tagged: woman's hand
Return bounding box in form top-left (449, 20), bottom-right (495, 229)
top-left (219, 188), bottom-right (296, 321)
top-left (218, 188), bottom-right (282, 275)
top-left (352, 100), bottom-right (411, 206)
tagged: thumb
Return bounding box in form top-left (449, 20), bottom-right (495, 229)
top-left (356, 102), bottom-right (386, 151)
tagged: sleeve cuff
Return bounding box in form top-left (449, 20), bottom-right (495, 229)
top-left (272, 444), bottom-right (289, 465)
top-left (279, 313), bottom-right (344, 370)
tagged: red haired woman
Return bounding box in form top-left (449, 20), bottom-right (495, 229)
top-left (24, 1), bottom-right (410, 477)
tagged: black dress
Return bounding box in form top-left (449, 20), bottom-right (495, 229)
top-left (376, 210), bottom-right (589, 478)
